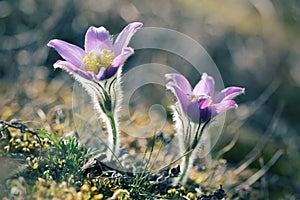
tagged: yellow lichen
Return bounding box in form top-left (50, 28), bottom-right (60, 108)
top-left (92, 194), bottom-right (104, 200)
top-left (186, 192), bottom-right (197, 200)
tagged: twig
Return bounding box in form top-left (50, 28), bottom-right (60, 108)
top-left (233, 102), bottom-right (284, 175)
top-left (0, 120), bottom-right (43, 156)
top-left (226, 79), bottom-right (281, 134)
top-left (235, 149), bottom-right (284, 191)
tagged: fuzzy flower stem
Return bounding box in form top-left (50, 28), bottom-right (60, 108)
top-left (107, 112), bottom-right (118, 158)
top-left (192, 119), bottom-right (211, 150)
top-left (93, 79), bottom-right (120, 161)
top-left (179, 153), bottom-right (191, 183)
top-left (179, 120), bottom-right (210, 183)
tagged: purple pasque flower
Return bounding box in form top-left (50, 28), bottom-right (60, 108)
top-left (166, 73), bottom-right (245, 123)
top-left (47, 22), bottom-right (143, 81)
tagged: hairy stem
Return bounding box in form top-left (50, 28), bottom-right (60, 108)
top-left (107, 112), bottom-right (119, 161)
top-left (179, 153), bottom-right (191, 183)
top-left (178, 120), bottom-right (211, 184)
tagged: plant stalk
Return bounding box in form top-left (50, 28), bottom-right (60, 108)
top-left (178, 153), bottom-right (191, 183)
top-left (107, 112), bottom-right (119, 161)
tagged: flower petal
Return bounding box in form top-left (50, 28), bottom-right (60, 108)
top-left (211, 100), bottom-right (238, 117)
top-left (105, 47), bottom-right (134, 79)
top-left (198, 98), bottom-right (211, 109)
top-left (85, 26), bottom-right (113, 52)
top-left (48, 39), bottom-right (85, 68)
top-left (214, 87), bottom-right (245, 104)
top-left (114, 22), bottom-right (143, 55)
top-left (166, 82), bottom-right (190, 114)
top-left (198, 98), bottom-right (213, 122)
top-left (186, 99), bottom-right (201, 123)
top-left (193, 73), bottom-right (215, 97)
top-left (165, 73), bottom-right (192, 95)
top-left (53, 60), bottom-right (92, 80)
top-left (93, 67), bottom-right (107, 81)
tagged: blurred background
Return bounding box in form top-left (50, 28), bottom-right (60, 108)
top-left (0, 0), bottom-right (299, 199)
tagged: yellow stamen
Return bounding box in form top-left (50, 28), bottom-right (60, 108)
top-left (83, 52), bottom-right (101, 73)
top-left (101, 49), bottom-right (114, 69)
top-left (188, 94), bottom-right (213, 105)
top-left (83, 49), bottom-right (114, 73)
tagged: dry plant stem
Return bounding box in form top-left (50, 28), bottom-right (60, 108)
top-left (233, 102), bottom-right (284, 175)
top-left (259, 157), bottom-right (269, 199)
top-left (202, 131), bottom-right (240, 185)
top-left (156, 149), bottom-right (194, 173)
top-left (227, 79), bottom-right (280, 134)
top-left (235, 149), bottom-right (284, 191)
top-left (215, 131), bottom-right (240, 160)
top-left (147, 138), bottom-right (164, 171)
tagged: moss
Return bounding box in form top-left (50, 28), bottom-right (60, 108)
top-left (0, 120), bottom-right (228, 199)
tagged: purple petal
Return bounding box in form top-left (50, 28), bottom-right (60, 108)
top-left (197, 98), bottom-right (213, 122)
top-left (199, 107), bottom-right (212, 123)
top-left (114, 22), bottom-right (143, 55)
top-left (214, 87), bottom-right (245, 104)
top-left (166, 82), bottom-right (190, 114)
top-left (186, 99), bottom-right (201, 123)
top-left (105, 47), bottom-right (134, 79)
top-left (198, 98), bottom-right (211, 109)
top-left (93, 67), bottom-right (106, 81)
top-left (211, 100), bottom-right (238, 117)
top-left (48, 39), bottom-right (85, 68)
top-left (53, 60), bottom-right (92, 80)
top-left (165, 73), bottom-right (192, 95)
top-left (111, 47), bottom-right (134, 67)
top-left (85, 26), bottom-right (113, 52)
top-left (193, 73), bottom-right (215, 97)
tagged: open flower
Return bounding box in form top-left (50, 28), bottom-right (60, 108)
top-left (47, 22), bottom-right (142, 160)
top-left (48, 22), bottom-right (143, 81)
top-left (166, 73), bottom-right (244, 184)
top-left (166, 73), bottom-right (245, 123)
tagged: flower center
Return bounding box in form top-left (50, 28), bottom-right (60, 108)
top-left (188, 94), bottom-right (197, 102)
top-left (188, 94), bottom-right (213, 104)
top-left (188, 94), bottom-right (213, 110)
top-left (83, 49), bottom-right (114, 74)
